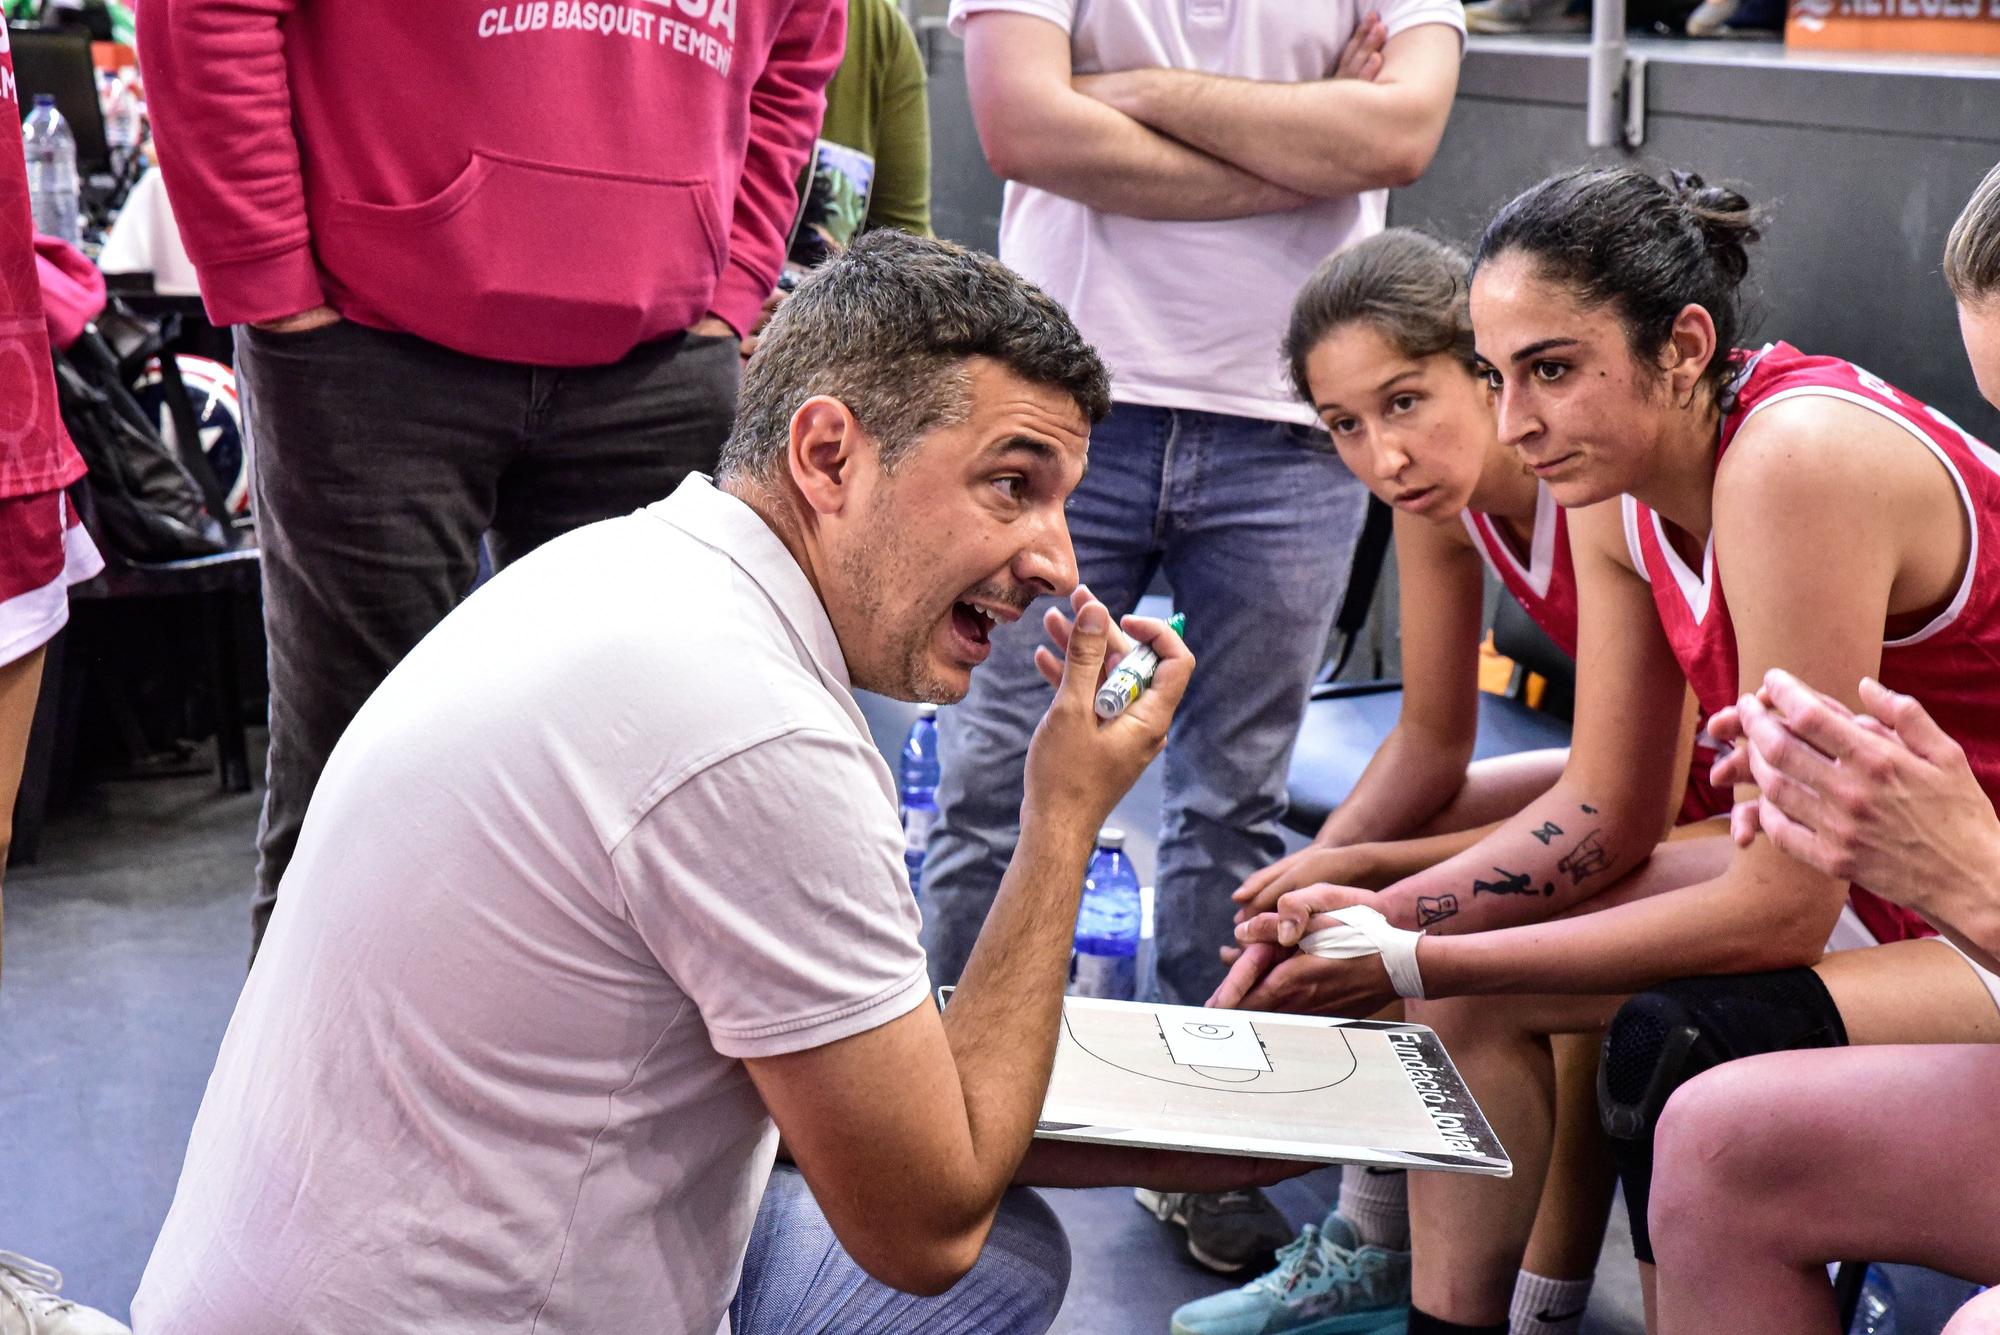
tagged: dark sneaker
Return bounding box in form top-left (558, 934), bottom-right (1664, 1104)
top-left (1136, 1188), bottom-right (1300, 1275)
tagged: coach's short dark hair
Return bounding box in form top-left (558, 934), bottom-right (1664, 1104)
top-left (718, 232), bottom-right (1110, 481)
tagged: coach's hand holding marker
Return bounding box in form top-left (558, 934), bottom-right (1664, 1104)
top-left (1031, 590), bottom-right (1191, 726)
top-left (1094, 612), bottom-right (1187, 720)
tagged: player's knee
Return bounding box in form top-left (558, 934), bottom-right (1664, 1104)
top-left (1598, 969), bottom-right (1846, 1148)
top-left (1599, 984), bottom-right (1718, 1146)
top-left (1647, 1065), bottom-right (1775, 1261)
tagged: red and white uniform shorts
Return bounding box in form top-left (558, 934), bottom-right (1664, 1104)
top-left (0, 488), bottom-right (102, 669)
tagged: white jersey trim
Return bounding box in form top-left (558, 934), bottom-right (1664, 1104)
top-left (1463, 484), bottom-right (1559, 599)
top-left (1620, 495), bottom-right (1651, 584)
top-left (1649, 507), bottom-right (1715, 625)
top-left (1739, 385), bottom-right (1976, 649)
top-left (0, 509), bottom-right (101, 669)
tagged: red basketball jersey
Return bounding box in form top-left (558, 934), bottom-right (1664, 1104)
top-left (1463, 483), bottom-right (1578, 659)
top-left (1623, 341), bottom-right (2000, 943)
top-left (0, 38), bottom-right (86, 499)
top-left (1464, 486), bottom-right (1730, 825)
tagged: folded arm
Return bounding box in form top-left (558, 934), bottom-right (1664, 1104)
top-left (1076, 24), bottom-right (1462, 200)
top-left (962, 11), bottom-right (1311, 221)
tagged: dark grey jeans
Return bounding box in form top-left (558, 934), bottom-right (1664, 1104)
top-left (238, 319), bottom-right (738, 951)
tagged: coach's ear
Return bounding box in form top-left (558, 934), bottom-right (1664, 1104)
top-left (787, 396), bottom-right (870, 518)
top-left (1662, 303), bottom-right (1718, 409)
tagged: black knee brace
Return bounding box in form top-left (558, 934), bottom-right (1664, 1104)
top-left (1598, 968), bottom-right (1848, 1263)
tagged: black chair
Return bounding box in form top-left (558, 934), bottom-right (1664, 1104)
top-left (8, 312), bottom-right (256, 865)
top-left (1282, 505), bottom-right (1575, 838)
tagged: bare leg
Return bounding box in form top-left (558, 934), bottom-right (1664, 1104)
top-left (1409, 834), bottom-right (1730, 1328)
top-left (1816, 937), bottom-right (2000, 1046)
top-left (1651, 1045), bottom-right (2000, 1335)
top-left (0, 646), bottom-right (48, 990)
top-left (1406, 991), bottom-right (1626, 1324)
top-left (1415, 748), bottom-right (1569, 837)
top-left (1521, 1031), bottom-right (1617, 1282)
top-left (1633, 938), bottom-right (2000, 1327)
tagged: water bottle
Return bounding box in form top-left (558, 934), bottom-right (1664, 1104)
top-left (23, 96), bottom-right (82, 244)
top-left (1071, 829), bottom-right (1141, 999)
top-left (1135, 883), bottom-right (1158, 1003)
top-left (100, 69), bottom-right (142, 172)
top-left (898, 705), bottom-right (940, 899)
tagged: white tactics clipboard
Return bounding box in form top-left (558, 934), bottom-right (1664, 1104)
top-left (1034, 997), bottom-right (1511, 1176)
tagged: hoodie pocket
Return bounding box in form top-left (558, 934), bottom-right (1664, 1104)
top-left (319, 151), bottom-right (724, 367)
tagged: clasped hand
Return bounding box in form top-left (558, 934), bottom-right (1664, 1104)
top-left (1205, 883), bottom-right (1396, 1017)
top-left (1708, 668), bottom-right (1998, 921)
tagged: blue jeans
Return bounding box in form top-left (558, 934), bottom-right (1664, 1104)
top-left (921, 403), bottom-right (1368, 1004)
top-left (731, 1165), bottom-right (1070, 1334)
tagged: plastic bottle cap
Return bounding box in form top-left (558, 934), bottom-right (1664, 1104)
top-left (1097, 828), bottom-right (1124, 849)
top-left (916, 703), bottom-right (938, 719)
top-left (34, 95), bottom-right (55, 107)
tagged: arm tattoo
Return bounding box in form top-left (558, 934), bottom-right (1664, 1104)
top-left (1417, 894), bottom-right (1459, 927)
top-left (1531, 821), bottom-right (1563, 845)
top-left (1472, 867), bottom-right (1555, 898)
top-left (1557, 829), bottom-right (1610, 885)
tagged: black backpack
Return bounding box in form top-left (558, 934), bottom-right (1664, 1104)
top-left (54, 301), bottom-right (233, 563)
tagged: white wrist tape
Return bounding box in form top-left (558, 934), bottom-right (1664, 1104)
top-left (1296, 905), bottom-right (1427, 1000)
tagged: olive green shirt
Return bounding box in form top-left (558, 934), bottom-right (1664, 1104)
top-left (815, 0), bottom-right (932, 239)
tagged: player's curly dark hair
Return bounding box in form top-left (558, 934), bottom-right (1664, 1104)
top-left (1473, 166), bottom-right (1765, 407)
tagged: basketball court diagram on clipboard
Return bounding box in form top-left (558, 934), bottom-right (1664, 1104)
top-left (1035, 998), bottom-right (1511, 1176)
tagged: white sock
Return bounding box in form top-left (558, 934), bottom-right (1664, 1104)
top-left (1336, 1166), bottom-right (1408, 1251)
top-left (1510, 1271), bottom-right (1593, 1335)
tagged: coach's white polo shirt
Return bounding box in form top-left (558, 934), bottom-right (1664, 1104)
top-left (135, 475), bottom-right (930, 1335)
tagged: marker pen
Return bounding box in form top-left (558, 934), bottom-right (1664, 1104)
top-left (1094, 612), bottom-right (1186, 720)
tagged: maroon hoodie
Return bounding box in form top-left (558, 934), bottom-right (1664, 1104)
top-left (140, 0), bottom-right (844, 367)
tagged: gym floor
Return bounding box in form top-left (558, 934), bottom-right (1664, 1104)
top-left (0, 707), bottom-right (1653, 1333)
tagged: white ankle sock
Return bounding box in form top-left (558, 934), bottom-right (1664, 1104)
top-left (1510, 1271), bottom-right (1593, 1335)
top-left (1336, 1166), bottom-right (1408, 1250)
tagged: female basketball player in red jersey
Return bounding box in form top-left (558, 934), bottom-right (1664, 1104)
top-left (1640, 163), bottom-right (2000, 1335)
top-left (1210, 229), bottom-right (1726, 1335)
top-left (1219, 165), bottom-right (2000, 1335)
top-left (1238, 228), bottom-right (1727, 917)
top-left (0, 28), bottom-right (126, 1335)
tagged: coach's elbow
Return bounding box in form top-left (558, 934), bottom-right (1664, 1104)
top-left (851, 1224), bottom-right (988, 1296)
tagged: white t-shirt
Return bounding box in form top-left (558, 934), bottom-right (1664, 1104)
top-left (132, 477), bottom-right (931, 1335)
top-left (950, 0), bottom-right (1465, 424)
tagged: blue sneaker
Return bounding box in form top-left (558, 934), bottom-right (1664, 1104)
top-left (1169, 1215), bottom-right (1410, 1335)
